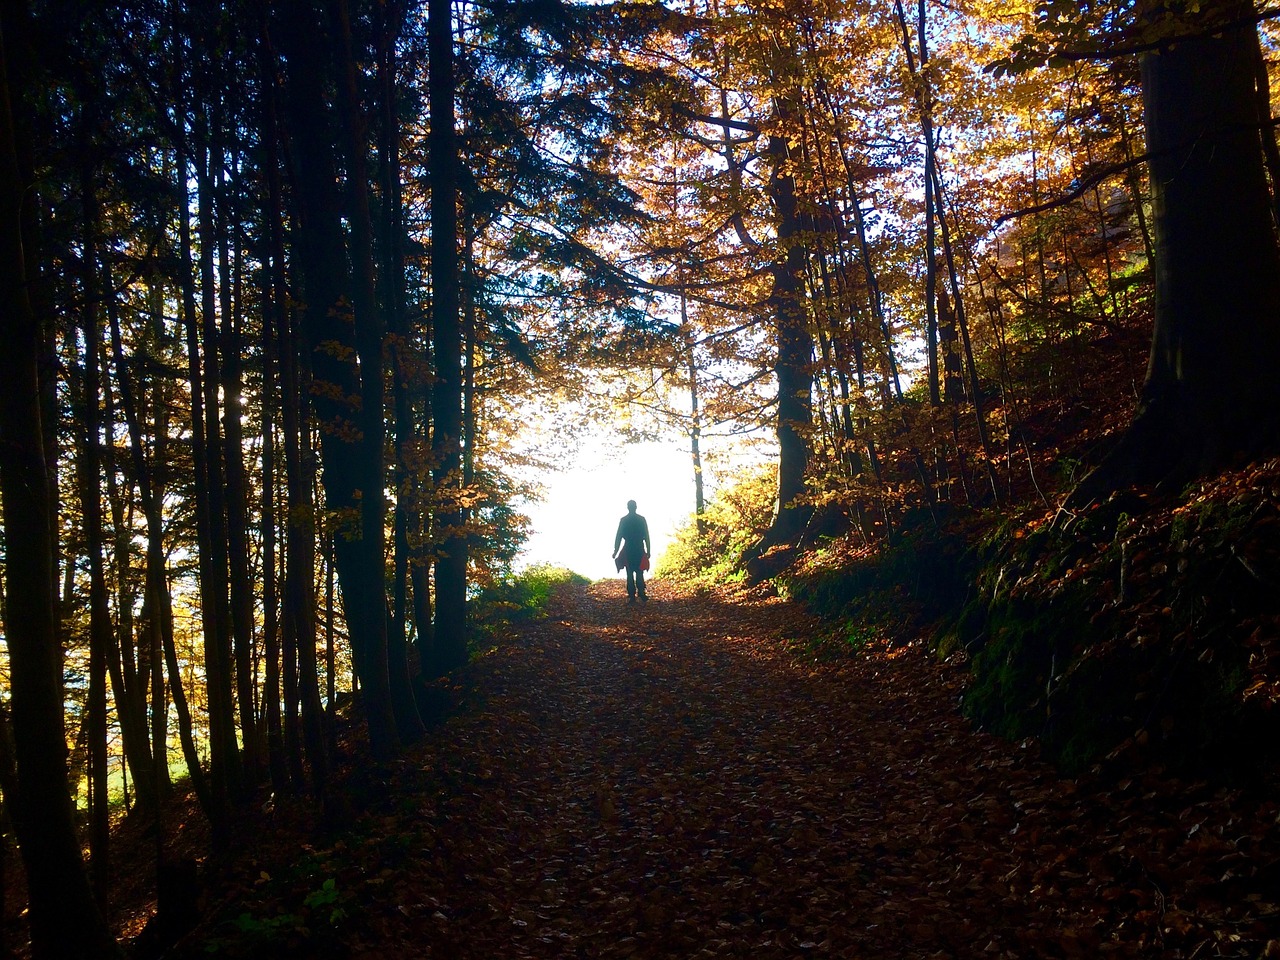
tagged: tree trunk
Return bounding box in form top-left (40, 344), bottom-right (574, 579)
top-left (764, 95), bottom-right (813, 545)
top-left (278, 0), bottom-right (400, 760)
top-left (216, 169), bottom-right (260, 784)
top-left (333, 0), bottom-right (424, 743)
top-left (1074, 1), bottom-right (1280, 498)
top-left (195, 130), bottom-right (243, 811)
top-left (0, 16), bottom-right (121, 953)
top-left (258, 15), bottom-right (290, 793)
top-left (381, 5), bottom-right (422, 724)
top-left (173, 141), bottom-right (220, 829)
top-left (429, 0), bottom-right (469, 674)
top-left (74, 152), bottom-right (112, 902)
top-left (681, 305), bottom-right (707, 535)
top-left (105, 275), bottom-right (170, 810)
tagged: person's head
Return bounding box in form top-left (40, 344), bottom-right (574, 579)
top-left (626, 499), bottom-right (637, 513)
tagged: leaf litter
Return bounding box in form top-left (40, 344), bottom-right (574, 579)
top-left (196, 579), bottom-right (1280, 959)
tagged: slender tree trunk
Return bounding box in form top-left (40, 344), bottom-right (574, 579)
top-left (174, 139), bottom-right (221, 831)
top-left (681, 299), bottom-right (706, 535)
top-left (104, 274), bottom-right (171, 808)
top-left (280, 295), bottom-right (308, 789)
top-left (429, 0), bottom-right (469, 673)
top-left (1115, 96), bottom-right (1156, 278)
top-left (259, 18), bottom-right (290, 793)
top-left (217, 165), bottom-right (260, 783)
top-left (383, 2), bottom-right (417, 714)
top-left (74, 153), bottom-right (112, 903)
top-left (930, 159), bottom-right (1001, 503)
top-left (333, 0), bottom-right (424, 742)
top-left (103, 415), bottom-right (159, 812)
top-left (278, 0), bottom-right (400, 759)
top-left (195, 128), bottom-right (244, 808)
top-left (893, 0), bottom-right (941, 406)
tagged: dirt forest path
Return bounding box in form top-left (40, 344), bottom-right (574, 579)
top-left (286, 580), bottom-right (1279, 959)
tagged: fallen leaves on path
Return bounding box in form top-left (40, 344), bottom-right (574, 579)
top-left (206, 580), bottom-right (1280, 959)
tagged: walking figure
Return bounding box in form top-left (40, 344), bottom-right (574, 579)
top-left (613, 500), bottom-right (650, 603)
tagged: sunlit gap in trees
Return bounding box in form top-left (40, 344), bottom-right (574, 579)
top-left (517, 418), bottom-right (774, 582)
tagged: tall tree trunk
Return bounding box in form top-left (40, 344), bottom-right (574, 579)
top-left (277, 0), bottom-right (400, 760)
top-left (1074, 1), bottom-right (1280, 498)
top-left (195, 130), bottom-right (243, 810)
top-left (279, 294), bottom-right (308, 788)
top-left (681, 300), bottom-right (706, 535)
top-left (380, 5), bottom-right (421, 718)
top-left (764, 94), bottom-right (813, 545)
top-left (332, 0), bottom-right (424, 743)
top-left (893, 0), bottom-right (941, 406)
top-left (105, 273), bottom-right (171, 809)
top-left (217, 165), bottom-right (260, 783)
top-left (0, 15), bottom-right (121, 954)
top-left (429, 0), bottom-right (469, 673)
top-left (102, 385), bottom-right (159, 813)
top-left (74, 150), bottom-right (112, 903)
top-left (930, 163), bottom-right (1000, 503)
top-left (259, 16), bottom-right (290, 793)
top-left (174, 139), bottom-right (222, 831)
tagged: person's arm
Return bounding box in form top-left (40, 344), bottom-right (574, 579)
top-left (614, 518), bottom-right (624, 555)
top-left (642, 517), bottom-right (650, 555)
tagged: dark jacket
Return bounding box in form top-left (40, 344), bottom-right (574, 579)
top-left (614, 512), bottom-right (650, 568)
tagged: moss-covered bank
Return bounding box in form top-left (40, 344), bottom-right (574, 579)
top-left (780, 460), bottom-right (1280, 780)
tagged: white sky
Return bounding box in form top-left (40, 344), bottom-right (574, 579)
top-left (518, 434), bottom-right (698, 580)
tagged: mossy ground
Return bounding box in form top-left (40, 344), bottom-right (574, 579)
top-left (776, 458), bottom-right (1280, 780)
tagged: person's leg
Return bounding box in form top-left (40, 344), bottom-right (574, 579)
top-left (625, 566), bottom-right (637, 601)
top-left (637, 567), bottom-right (646, 600)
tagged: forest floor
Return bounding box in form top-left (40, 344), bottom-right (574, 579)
top-left (169, 578), bottom-right (1280, 960)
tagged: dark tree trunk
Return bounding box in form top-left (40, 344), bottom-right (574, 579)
top-left (258, 16), bottom-right (290, 794)
top-left (173, 144), bottom-right (220, 828)
top-left (105, 274), bottom-right (168, 811)
top-left (764, 96), bottom-right (813, 545)
top-left (217, 172), bottom-right (260, 784)
top-left (894, 0), bottom-right (941, 407)
top-left (0, 15), bottom-right (121, 954)
top-left (1074, 1), bottom-right (1280, 499)
top-left (195, 131), bottom-right (243, 810)
top-left (278, 0), bottom-right (400, 760)
top-left (377, 7), bottom-right (432, 730)
top-left (429, 0), bottom-right (469, 674)
top-left (332, 0), bottom-right (423, 743)
top-left (74, 154), bottom-right (112, 902)
top-left (277, 189), bottom-right (321, 791)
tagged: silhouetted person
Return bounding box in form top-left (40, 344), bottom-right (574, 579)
top-left (613, 499), bottom-right (650, 603)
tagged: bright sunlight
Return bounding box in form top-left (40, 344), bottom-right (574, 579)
top-left (519, 434), bottom-right (700, 581)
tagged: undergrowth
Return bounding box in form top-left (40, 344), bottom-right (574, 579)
top-left (657, 465), bottom-right (776, 591)
top-left (471, 564), bottom-right (590, 645)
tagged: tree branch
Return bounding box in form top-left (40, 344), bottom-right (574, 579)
top-left (672, 103), bottom-right (761, 135)
top-left (995, 151), bottom-right (1153, 225)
